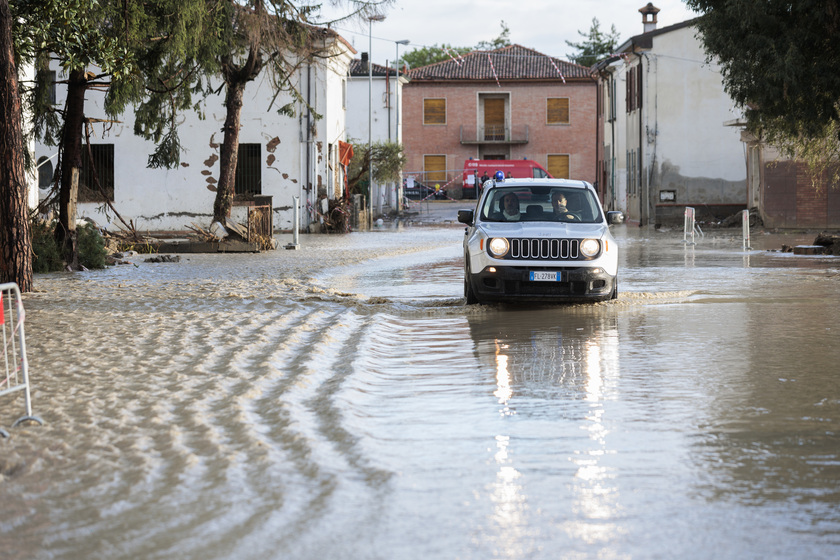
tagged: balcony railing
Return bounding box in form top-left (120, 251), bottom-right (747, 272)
top-left (460, 124), bottom-right (529, 145)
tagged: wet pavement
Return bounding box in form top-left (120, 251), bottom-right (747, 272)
top-left (1, 218), bottom-right (839, 559)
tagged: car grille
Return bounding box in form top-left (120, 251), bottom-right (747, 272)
top-left (502, 238), bottom-right (585, 260)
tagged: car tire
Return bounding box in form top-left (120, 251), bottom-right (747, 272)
top-left (464, 256), bottom-right (479, 305)
top-left (610, 276), bottom-right (618, 300)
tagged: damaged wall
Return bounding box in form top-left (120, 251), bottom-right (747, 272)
top-left (35, 42), bottom-right (354, 234)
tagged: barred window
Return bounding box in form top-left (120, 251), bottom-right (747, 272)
top-left (79, 144), bottom-right (114, 202)
top-left (235, 143), bottom-right (261, 196)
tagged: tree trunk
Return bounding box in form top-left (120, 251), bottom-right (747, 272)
top-left (0, 0), bottom-right (32, 292)
top-left (56, 69), bottom-right (88, 269)
top-left (213, 80), bottom-right (246, 224)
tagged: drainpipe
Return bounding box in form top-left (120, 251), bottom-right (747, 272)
top-left (637, 48), bottom-right (646, 226)
top-left (385, 61), bottom-right (391, 142)
top-left (610, 74), bottom-right (616, 210)
top-left (305, 62), bottom-right (312, 228)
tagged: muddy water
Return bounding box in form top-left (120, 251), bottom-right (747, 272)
top-left (2, 226), bottom-right (839, 559)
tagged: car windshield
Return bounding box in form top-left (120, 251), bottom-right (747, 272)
top-left (479, 185), bottom-right (603, 223)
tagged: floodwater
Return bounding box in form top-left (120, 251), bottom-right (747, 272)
top-left (2, 223), bottom-right (840, 559)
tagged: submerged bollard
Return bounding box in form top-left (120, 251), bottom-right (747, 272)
top-left (285, 196), bottom-right (301, 250)
top-left (742, 209), bottom-right (752, 251)
top-left (683, 207), bottom-right (696, 246)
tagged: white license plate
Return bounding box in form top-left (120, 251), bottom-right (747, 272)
top-left (529, 271), bottom-right (562, 282)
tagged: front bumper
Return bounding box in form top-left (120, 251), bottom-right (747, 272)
top-left (468, 265), bottom-right (615, 302)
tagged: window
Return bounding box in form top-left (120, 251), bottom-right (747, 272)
top-left (79, 144), bottom-right (114, 202)
top-left (423, 98), bottom-right (446, 125)
top-left (547, 98), bottom-right (570, 125)
top-left (235, 143), bottom-right (261, 196)
top-left (547, 154), bottom-right (570, 179)
top-left (626, 65), bottom-right (642, 113)
top-left (37, 156), bottom-right (53, 190)
top-left (424, 155), bottom-right (447, 184)
top-left (49, 71), bottom-right (56, 105)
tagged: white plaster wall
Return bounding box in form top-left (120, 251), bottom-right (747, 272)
top-left (646, 26), bottom-right (745, 182)
top-left (346, 73), bottom-right (403, 214)
top-left (35, 42), bottom-right (353, 233)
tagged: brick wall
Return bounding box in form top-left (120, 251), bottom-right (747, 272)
top-left (402, 80), bottom-right (597, 195)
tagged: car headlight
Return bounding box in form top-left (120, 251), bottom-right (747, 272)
top-left (580, 238), bottom-right (601, 257)
top-left (487, 237), bottom-right (510, 257)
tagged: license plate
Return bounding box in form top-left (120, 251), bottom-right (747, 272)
top-left (530, 271), bottom-right (562, 282)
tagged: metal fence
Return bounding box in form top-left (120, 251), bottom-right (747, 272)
top-left (0, 283), bottom-right (43, 438)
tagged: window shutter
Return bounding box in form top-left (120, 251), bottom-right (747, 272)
top-left (424, 155), bottom-right (447, 182)
top-left (547, 98), bottom-right (570, 124)
top-left (547, 154), bottom-right (570, 179)
top-left (423, 99), bottom-right (446, 124)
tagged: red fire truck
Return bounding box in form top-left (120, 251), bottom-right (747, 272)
top-left (462, 159), bottom-right (552, 199)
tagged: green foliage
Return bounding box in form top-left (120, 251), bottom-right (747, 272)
top-left (346, 139), bottom-right (406, 195)
top-left (401, 20), bottom-right (511, 69)
top-left (475, 20), bottom-right (511, 51)
top-left (31, 219), bottom-right (64, 273)
top-left (401, 44), bottom-right (471, 69)
top-left (565, 17), bottom-right (620, 67)
top-left (686, 0), bottom-right (840, 139)
top-left (77, 223), bottom-right (107, 270)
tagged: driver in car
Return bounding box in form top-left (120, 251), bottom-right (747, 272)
top-left (551, 191), bottom-right (577, 221)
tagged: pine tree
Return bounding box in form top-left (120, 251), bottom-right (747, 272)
top-left (565, 18), bottom-right (620, 68)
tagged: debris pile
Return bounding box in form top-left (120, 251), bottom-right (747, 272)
top-left (778, 233), bottom-right (840, 255)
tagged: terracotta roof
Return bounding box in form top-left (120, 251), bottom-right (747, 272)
top-left (406, 44), bottom-right (590, 82)
top-left (349, 58), bottom-right (394, 77)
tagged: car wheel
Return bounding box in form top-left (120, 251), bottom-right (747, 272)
top-left (464, 256), bottom-right (479, 305)
top-left (610, 276), bottom-right (618, 300)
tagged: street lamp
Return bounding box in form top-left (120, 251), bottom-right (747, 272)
top-left (394, 39), bottom-right (409, 141)
top-left (368, 14), bottom-right (385, 230)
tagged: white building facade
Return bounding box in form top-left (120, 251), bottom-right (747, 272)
top-left (594, 6), bottom-right (746, 226)
top-left (35, 34), bottom-right (356, 234)
top-left (345, 54), bottom-right (407, 216)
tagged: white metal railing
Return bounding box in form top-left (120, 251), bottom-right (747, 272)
top-left (683, 207), bottom-right (704, 246)
top-left (683, 207), bottom-right (696, 245)
top-left (0, 283), bottom-right (43, 437)
top-left (742, 209), bottom-right (752, 250)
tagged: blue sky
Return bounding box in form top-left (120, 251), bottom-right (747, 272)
top-left (316, 0), bottom-right (699, 67)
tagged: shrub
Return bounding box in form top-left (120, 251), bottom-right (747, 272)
top-left (77, 222), bottom-right (107, 269)
top-left (31, 218), bottom-right (63, 273)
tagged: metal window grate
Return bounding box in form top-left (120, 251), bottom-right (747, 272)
top-left (79, 144), bottom-right (114, 202)
top-left (235, 143), bottom-right (262, 196)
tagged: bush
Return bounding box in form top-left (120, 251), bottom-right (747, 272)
top-left (31, 219), bottom-right (109, 272)
top-left (77, 222), bottom-right (107, 269)
top-left (31, 218), bottom-right (63, 273)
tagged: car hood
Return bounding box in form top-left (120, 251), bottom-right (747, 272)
top-left (477, 221), bottom-right (609, 238)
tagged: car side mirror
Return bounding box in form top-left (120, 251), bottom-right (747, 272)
top-left (457, 209), bottom-right (474, 225)
top-left (606, 211), bottom-right (624, 225)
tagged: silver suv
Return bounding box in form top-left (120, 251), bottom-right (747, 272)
top-left (457, 178), bottom-right (623, 304)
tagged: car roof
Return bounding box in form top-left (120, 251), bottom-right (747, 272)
top-left (483, 178), bottom-right (593, 191)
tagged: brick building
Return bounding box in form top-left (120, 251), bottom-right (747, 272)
top-left (402, 45), bottom-right (596, 199)
top-left (742, 136), bottom-right (840, 229)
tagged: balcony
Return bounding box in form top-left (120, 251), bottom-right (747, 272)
top-left (460, 124), bottom-right (529, 145)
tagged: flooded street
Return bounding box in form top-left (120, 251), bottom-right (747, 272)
top-left (2, 219), bottom-right (840, 559)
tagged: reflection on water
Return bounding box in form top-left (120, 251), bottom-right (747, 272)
top-left (2, 227), bottom-right (840, 558)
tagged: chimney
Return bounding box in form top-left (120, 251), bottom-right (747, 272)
top-left (639, 3), bottom-right (660, 33)
top-left (361, 52), bottom-right (369, 73)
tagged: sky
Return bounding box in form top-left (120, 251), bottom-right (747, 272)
top-left (316, 0), bottom-right (700, 67)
